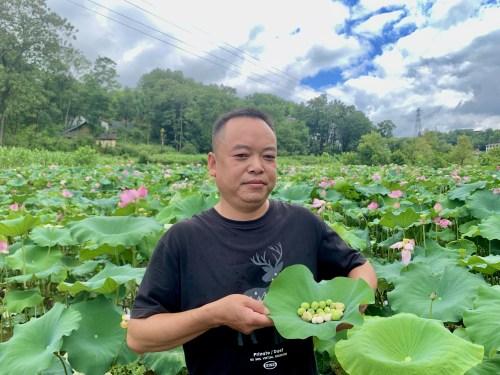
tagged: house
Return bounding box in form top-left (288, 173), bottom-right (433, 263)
top-left (63, 116), bottom-right (92, 138)
top-left (96, 132), bottom-right (117, 148)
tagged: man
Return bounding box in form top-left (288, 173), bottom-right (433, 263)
top-left (127, 108), bottom-right (377, 374)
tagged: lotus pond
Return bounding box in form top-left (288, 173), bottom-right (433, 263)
top-left (0, 159), bottom-right (499, 375)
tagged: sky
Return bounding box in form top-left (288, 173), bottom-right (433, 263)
top-left (47, 0), bottom-right (500, 136)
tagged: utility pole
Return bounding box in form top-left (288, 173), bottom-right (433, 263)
top-left (415, 108), bottom-right (422, 137)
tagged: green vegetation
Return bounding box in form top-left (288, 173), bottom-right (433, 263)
top-left (2, 1), bottom-right (499, 159)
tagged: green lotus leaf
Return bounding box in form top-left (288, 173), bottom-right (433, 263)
top-left (79, 243), bottom-right (127, 260)
top-left (156, 193), bottom-right (217, 223)
top-left (448, 181), bottom-right (486, 201)
top-left (69, 216), bottom-right (162, 247)
top-left (329, 222), bottom-right (368, 251)
top-left (388, 264), bottom-right (485, 322)
top-left (355, 184), bottom-right (390, 197)
top-left (63, 296), bottom-right (125, 375)
top-left (460, 255), bottom-right (500, 275)
top-left (0, 303), bottom-right (81, 375)
top-left (274, 184), bottom-right (312, 203)
top-left (463, 286), bottom-right (500, 357)
top-left (263, 264), bottom-right (374, 340)
top-left (466, 355), bottom-right (500, 375)
top-left (323, 189), bottom-right (343, 202)
top-left (380, 207), bottom-right (420, 229)
top-left (478, 215), bottom-right (500, 241)
top-left (29, 226), bottom-right (77, 247)
top-left (5, 244), bottom-right (62, 274)
top-left (373, 260), bottom-right (404, 284)
top-left (58, 263), bottom-right (145, 296)
top-left (412, 242), bottom-right (459, 274)
top-left (0, 215), bottom-right (38, 237)
top-left (143, 348), bottom-right (186, 375)
top-left (40, 355), bottom-right (73, 375)
top-left (70, 260), bottom-right (101, 276)
top-left (446, 239), bottom-right (477, 257)
top-left (467, 190), bottom-right (500, 219)
top-left (5, 288), bottom-right (43, 313)
top-left (335, 313), bottom-right (484, 375)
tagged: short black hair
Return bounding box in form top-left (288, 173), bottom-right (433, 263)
top-left (212, 108), bottom-right (275, 149)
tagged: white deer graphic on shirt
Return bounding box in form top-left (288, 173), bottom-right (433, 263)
top-left (243, 243), bottom-right (284, 300)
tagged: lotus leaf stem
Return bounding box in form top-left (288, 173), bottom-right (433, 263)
top-left (54, 352), bottom-right (69, 375)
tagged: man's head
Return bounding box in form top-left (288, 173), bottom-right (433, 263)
top-left (208, 108), bottom-right (277, 219)
top-left (212, 108), bottom-right (275, 151)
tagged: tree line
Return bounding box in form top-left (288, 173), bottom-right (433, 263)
top-left (1, 0), bottom-right (499, 163)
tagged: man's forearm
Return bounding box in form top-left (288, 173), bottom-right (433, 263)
top-left (348, 261), bottom-right (378, 290)
top-left (127, 304), bottom-right (215, 354)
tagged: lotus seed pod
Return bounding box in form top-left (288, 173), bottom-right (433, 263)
top-left (326, 299), bottom-right (333, 305)
top-left (316, 308), bottom-right (324, 315)
top-left (301, 311), bottom-right (313, 321)
top-left (297, 307), bottom-right (305, 316)
top-left (311, 301), bottom-right (319, 310)
top-left (319, 300), bottom-right (326, 309)
top-left (324, 306), bottom-right (331, 313)
top-left (307, 308), bottom-right (315, 315)
top-left (332, 302), bottom-right (345, 311)
top-left (331, 309), bottom-right (343, 321)
top-left (301, 302), bottom-right (310, 309)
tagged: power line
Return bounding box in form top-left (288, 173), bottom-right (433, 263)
top-left (121, 0), bottom-right (302, 85)
top-left (64, 0), bottom-right (300, 98)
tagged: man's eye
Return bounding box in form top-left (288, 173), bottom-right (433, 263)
top-left (263, 155), bottom-right (276, 160)
top-left (234, 154), bottom-right (248, 159)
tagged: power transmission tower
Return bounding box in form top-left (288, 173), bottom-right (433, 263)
top-left (415, 108), bottom-right (422, 137)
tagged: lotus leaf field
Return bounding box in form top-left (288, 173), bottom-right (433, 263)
top-left (0, 159), bottom-right (499, 375)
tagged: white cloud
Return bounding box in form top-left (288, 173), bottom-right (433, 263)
top-left (353, 10), bottom-right (405, 36)
top-left (46, 0), bottom-right (500, 134)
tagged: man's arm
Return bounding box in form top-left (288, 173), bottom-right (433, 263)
top-left (348, 260), bottom-right (377, 290)
top-left (127, 294), bottom-right (273, 354)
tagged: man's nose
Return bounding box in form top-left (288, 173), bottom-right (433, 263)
top-left (247, 156), bottom-right (264, 173)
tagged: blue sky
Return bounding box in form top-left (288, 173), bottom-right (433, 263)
top-left (48, 0), bottom-right (500, 135)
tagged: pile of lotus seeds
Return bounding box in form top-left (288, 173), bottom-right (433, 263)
top-left (297, 299), bottom-right (345, 324)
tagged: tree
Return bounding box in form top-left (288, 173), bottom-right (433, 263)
top-left (448, 135), bottom-right (475, 166)
top-left (356, 132), bottom-right (391, 165)
top-left (0, 0), bottom-right (77, 145)
top-left (376, 120), bottom-right (396, 138)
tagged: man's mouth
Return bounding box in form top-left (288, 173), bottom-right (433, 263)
top-left (243, 180), bottom-right (267, 185)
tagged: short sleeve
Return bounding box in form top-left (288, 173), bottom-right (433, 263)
top-left (130, 229), bottom-right (181, 319)
top-left (317, 220), bottom-right (366, 281)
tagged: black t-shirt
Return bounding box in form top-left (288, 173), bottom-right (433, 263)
top-left (131, 200), bottom-right (366, 375)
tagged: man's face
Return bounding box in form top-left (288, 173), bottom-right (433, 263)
top-left (208, 116), bottom-right (277, 213)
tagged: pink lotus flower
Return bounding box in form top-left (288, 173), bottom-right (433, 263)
top-left (388, 190), bottom-right (403, 199)
top-left (393, 202), bottom-right (401, 209)
top-left (433, 203), bottom-right (443, 212)
top-left (118, 185), bottom-right (148, 208)
top-left (62, 189), bottom-right (73, 198)
top-left (401, 249), bottom-right (412, 266)
top-left (434, 217), bottom-right (452, 228)
top-left (312, 198), bottom-right (326, 209)
top-left (9, 203), bottom-right (20, 211)
top-left (390, 238), bottom-right (415, 266)
top-left (367, 201), bottom-right (379, 210)
top-left (319, 179), bottom-right (335, 189)
top-left (372, 173), bottom-right (381, 182)
top-left (0, 240), bottom-right (8, 254)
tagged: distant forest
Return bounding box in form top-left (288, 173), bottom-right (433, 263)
top-left (1, 1), bottom-right (499, 165)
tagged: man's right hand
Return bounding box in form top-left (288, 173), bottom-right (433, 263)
top-left (207, 294), bottom-right (274, 334)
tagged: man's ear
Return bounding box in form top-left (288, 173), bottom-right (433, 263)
top-left (207, 152), bottom-right (216, 177)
